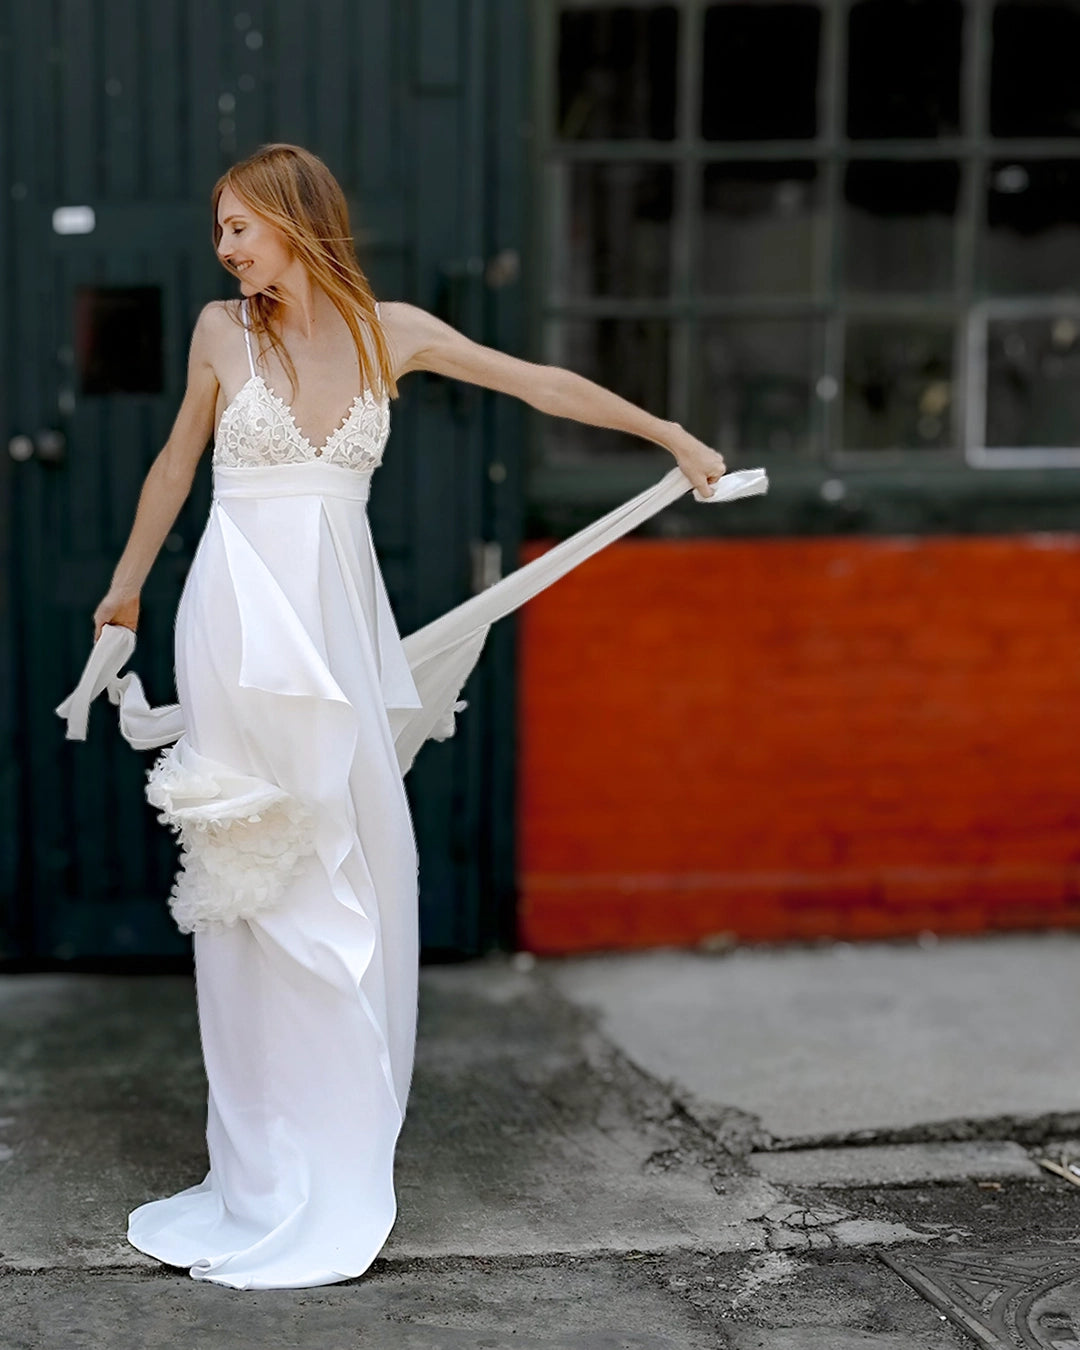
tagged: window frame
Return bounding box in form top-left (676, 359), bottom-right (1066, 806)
top-left (531, 0), bottom-right (1080, 506)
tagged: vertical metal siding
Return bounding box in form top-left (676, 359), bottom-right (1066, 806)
top-left (0, 2), bottom-right (16, 943)
top-left (1, 0), bottom-right (527, 960)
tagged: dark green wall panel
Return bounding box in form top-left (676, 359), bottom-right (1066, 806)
top-left (0, 0), bottom-right (529, 962)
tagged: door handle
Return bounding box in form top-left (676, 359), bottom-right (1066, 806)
top-left (35, 428), bottom-right (66, 463)
top-left (7, 430), bottom-right (66, 464)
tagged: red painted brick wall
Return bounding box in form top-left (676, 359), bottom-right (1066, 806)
top-left (517, 533), bottom-right (1080, 953)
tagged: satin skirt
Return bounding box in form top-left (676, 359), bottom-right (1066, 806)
top-left (118, 458), bottom-right (770, 1289)
top-left (126, 461), bottom-right (423, 1289)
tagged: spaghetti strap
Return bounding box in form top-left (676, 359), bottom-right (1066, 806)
top-left (240, 299), bottom-right (257, 379)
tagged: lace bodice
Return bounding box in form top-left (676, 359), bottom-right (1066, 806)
top-left (212, 299), bottom-right (391, 474)
top-left (213, 375), bottom-right (390, 473)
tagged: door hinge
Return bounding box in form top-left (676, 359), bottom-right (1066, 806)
top-left (470, 539), bottom-right (502, 594)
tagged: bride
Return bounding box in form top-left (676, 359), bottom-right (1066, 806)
top-left (84, 142), bottom-right (728, 1290)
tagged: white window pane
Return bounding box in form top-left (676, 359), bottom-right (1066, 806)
top-left (986, 316), bottom-right (1080, 448)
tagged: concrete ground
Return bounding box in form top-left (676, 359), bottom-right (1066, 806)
top-left (2, 933), bottom-right (1080, 1348)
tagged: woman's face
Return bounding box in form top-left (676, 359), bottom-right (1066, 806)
top-left (215, 184), bottom-right (292, 295)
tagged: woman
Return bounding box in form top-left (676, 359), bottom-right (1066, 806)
top-left (90, 143), bottom-right (727, 1290)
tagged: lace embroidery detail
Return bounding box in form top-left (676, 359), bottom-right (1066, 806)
top-left (214, 374), bottom-right (391, 473)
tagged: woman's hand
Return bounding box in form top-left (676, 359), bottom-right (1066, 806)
top-left (665, 426), bottom-right (727, 498)
top-left (93, 589), bottom-right (140, 642)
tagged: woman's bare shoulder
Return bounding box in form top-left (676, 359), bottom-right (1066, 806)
top-left (190, 299), bottom-right (245, 374)
top-left (376, 301), bottom-right (442, 370)
top-left (377, 300), bottom-right (427, 329)
top-left (195, 298), bottom-right (244, 337)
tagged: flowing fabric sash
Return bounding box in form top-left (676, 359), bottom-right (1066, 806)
top-left (56, 464), bottom-right (768, 774)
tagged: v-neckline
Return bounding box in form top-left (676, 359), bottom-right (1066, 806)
top-left (236, 298), bottom-right (375, 453)
top-left (216, 373), bottom-right (366, 454)
top-left (253, 374), bottom-right (364, 455)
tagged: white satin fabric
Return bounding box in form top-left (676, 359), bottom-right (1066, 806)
top-left (129, 459), bottom-right (423, 1288)
top-left (56, 458), bottom-right (767, 1289)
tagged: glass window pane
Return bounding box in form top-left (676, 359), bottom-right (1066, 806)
top-left (843, 322), bottom-right (954, 451)
top-left (540, 319), bottom-right (670, 464)
top-left (846, 0), bottom-right (963, 139)
top-left (551, 162), bottom-right (674, 299)
top-left (986, 316), bottom-right (1080, 448)
top-left (75, 286), bottom-right (164, 395)
top-left (991, 1), bottom-right (1080, 138)
top-left (702, 4), bottom-right (821, 141)
top-left (842, 161), bottom-right (959, 294)
top-left (557, 5), bottom-right (679, 141)
top-left (983, 160), bottom-right (1080, 295)
top-left (695, 320), bottom-right (824, 458)
top-left (702, 162), bottom-right (822, 297)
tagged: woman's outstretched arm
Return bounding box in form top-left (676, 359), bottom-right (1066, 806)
top-left (91, 303), bottom-right (222, 639)
top-left (380, 302), bottom-right (726, 497)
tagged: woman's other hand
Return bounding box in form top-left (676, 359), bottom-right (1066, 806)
top-left (666, 426), bottom-right (727, 498)
top-left (93, 589), bottom-right (140, 642)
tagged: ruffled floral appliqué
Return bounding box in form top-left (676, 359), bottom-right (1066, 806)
top-left (146, 740), bottom-right (316, 934)
top-left (214, 375), bottom-right (390, 474)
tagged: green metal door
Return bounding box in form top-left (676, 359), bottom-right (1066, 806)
top-left (0, 0), bottom-right (526, 962)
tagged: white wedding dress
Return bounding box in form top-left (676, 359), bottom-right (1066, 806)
top-left (56, 299), bottom-right (768, 1290)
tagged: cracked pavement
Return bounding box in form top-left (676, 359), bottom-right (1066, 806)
top-left (2, 935), bottom-right (1079, 1347)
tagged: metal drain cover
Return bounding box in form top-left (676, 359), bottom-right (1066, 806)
top-left (882, 1247), bottom-right (1080, 1349)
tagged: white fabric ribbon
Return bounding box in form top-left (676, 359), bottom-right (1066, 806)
top-left (56, 464), bottom-right (768, 773)
top-left (54, 623), bottom-right (187, 750)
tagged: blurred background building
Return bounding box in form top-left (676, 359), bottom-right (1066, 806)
top-left (4, 0), bottom-right (1080, 964)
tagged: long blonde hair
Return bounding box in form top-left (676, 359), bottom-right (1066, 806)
top-left (211, 143), bottom-right (398, 400)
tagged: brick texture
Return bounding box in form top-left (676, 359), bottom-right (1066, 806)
top-left (517, 533), bottom-right (1080, 953)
